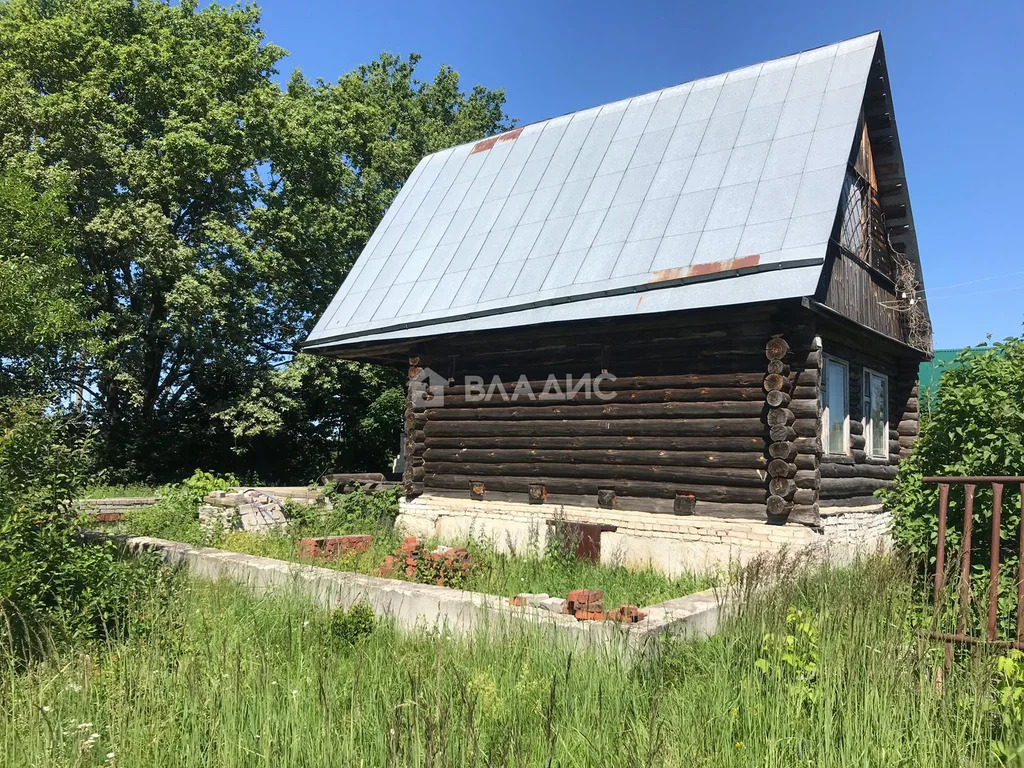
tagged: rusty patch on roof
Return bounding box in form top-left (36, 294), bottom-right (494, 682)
top-left (649, 254), bottom-right (761, 284)
top-left (471, 127), bottom-right (524, 154)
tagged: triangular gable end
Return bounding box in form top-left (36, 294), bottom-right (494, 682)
top-left (818, 36), bottom-right (932, 352)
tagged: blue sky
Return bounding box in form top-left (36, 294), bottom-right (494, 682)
top-left (258, 0), bottom-right (1022, 350)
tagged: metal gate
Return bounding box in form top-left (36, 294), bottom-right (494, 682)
top-left (923, 476), bottom-right (1024, 649)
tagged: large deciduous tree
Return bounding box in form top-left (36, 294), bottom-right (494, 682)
top-left (0, 0), bottom-right (511, 481)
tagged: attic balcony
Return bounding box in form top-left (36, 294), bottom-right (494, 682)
top-left (838, 165), bottom-right (899, 283)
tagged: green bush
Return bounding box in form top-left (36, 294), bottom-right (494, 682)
top-left (314, 484), bottom-right (401, 536)
top-left (329, 600), bottom-right (376, 646)
top-left (882, 337), bottom-right (1024, 632)
top-left (0, 399), bottom-right (167, 659)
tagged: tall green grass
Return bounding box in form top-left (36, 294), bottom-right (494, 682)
top-left (3, 556), bottom-right (1020, 766)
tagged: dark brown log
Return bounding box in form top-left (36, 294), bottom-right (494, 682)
top-left (427, 401), bottom-right (765, 421)
top-left (766, 495), bottom-right (791, 516)
top-left (769, 425), bottom-right (797, 442)
top-left (793, 488), bottom-right (816, 505)
top-left (424, 418), bottom-right (769, 438)
top-left (423, 474), bottom-right (768, 504)
top-left (441, 372), bottom-right (772, 395)
top-left (766, 390), bottom-right (791, 408)
top-left (768, 441), bottom-right (797, 461)
top-left (767, 408), bottom-right (795, 427)
top-left (792, 418), bottom-right (819, 438)
top-left (767, 360), bottom-right (791, 375)
top-left (423, 435), bottom-right (769, 452)
top-left (818, 477), bottom-right (890, 498)
top-left (769, 477), bottom-right (797, 498)
top-left (795, 454), bottom-right (818, 471)
top-left (897, 420), bottom-right (919, 436)
top-left (763, 373), bottom-right (789, 392)
top-left (792, 386), bottom-right (819, 399)
top-left (426, 461), bottom-right (768, 487)
top-left (767, 459), bottom-right (796, 478)
top-left (819, 462), bottom-right (898, 480)
top-left (788, 399), bottom-right (820, 419)
top-left (795, 370), bottom-right (819, 387)
top-left (794, 469), bottom-right (820, 489)
top-left (819, 495), bottom-right (881, 508)
top-left (765, 336), bottom-right (790, 361)
top-left (804, 349), bottom-right (822, 369)
top-left (793, 436), bottom-right (821, 454)
top-left (788, 503), bottom-right (820, 526)
top-left (423, 448), bottom-right (768, 469)
top-left (440, 386), bottom-right (769, 408)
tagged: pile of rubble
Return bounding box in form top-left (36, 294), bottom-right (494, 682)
top-left (199, 487), bottom-right (327, 534)
top-left (510, 589), bottom-right (647, 623)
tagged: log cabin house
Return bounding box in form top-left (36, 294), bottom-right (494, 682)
top-left (303, 32), bottom-right (932, 572)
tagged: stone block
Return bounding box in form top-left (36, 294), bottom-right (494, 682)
top-left (538, 597), bottom-right (567, 613)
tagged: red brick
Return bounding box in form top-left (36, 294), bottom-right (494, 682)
top-left (510, 595), bottom-right (528, 607)
top-left (575, 610), bottom-right (606, 621)
top-left (91, 511), bottom-right (125, 523)
top-left (377, 555), bottom-right (400, 578)
top-left (400, 536), bottom-right (421, 555)
top-left (607, 605), bottom-right (643, 623)
top-left (567, 589), bottom-right (602, 605)
top-left (341, 534), bottom-right (372, 554)
top-left (297, 538), bottom-right (322, 559)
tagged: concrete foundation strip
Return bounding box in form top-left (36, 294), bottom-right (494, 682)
top-left (85, 532), bottom-right (728, 655)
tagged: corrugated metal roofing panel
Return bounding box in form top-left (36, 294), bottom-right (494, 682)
top-left (306, 32), bottom-right (883, 351)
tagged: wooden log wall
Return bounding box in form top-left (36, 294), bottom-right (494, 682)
top-left (762, 330), bottom-right (822, 525)
top-left (402, 305), bottom-right (830, 524)
top-left (816, 335), bottom-right (919, 506)
top-left (821, 249), bottom-right (905, 342)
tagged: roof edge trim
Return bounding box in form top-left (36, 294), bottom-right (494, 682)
top-left (303, 256), bottom-right (825, 352)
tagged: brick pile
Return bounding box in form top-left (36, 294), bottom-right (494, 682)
top-left (376, 537), bottom-right (474, 587)
top-left (565, 589), bottom-right (605, 620)
top-left (298, 535), bottom-right (373, 560)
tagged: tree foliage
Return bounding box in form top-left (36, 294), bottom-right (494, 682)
top-left (0, 0), bottom-right (511, 481)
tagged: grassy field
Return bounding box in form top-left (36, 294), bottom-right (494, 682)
top-left (4, 556), bottom-right (1020, 767)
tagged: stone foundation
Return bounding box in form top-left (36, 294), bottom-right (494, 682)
top-left (398, 495), bottom-right (891, 576)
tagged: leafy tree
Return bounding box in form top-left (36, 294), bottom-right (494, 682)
top-left (0, 0), bottom-right (511, 481)
top-left (0, 166), bottom-right (89, 398)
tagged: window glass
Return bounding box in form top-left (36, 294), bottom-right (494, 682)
top-left (866, 371), bottom-right (889, 458)
top-left (822, 358), bottom-right (849, 454)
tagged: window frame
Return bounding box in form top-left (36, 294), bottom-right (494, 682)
top-left (821, 355), bottom-right (851, 456)
top-left (862, 367), bottom-right (890, 460)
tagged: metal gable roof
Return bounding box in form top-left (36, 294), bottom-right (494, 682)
top-left (305, 32), bottom-right (882, 353)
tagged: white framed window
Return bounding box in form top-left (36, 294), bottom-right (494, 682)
top-left (821, 356), bottom-right (850, 455)
top-left (863, 368), bottom-right (889, 459)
